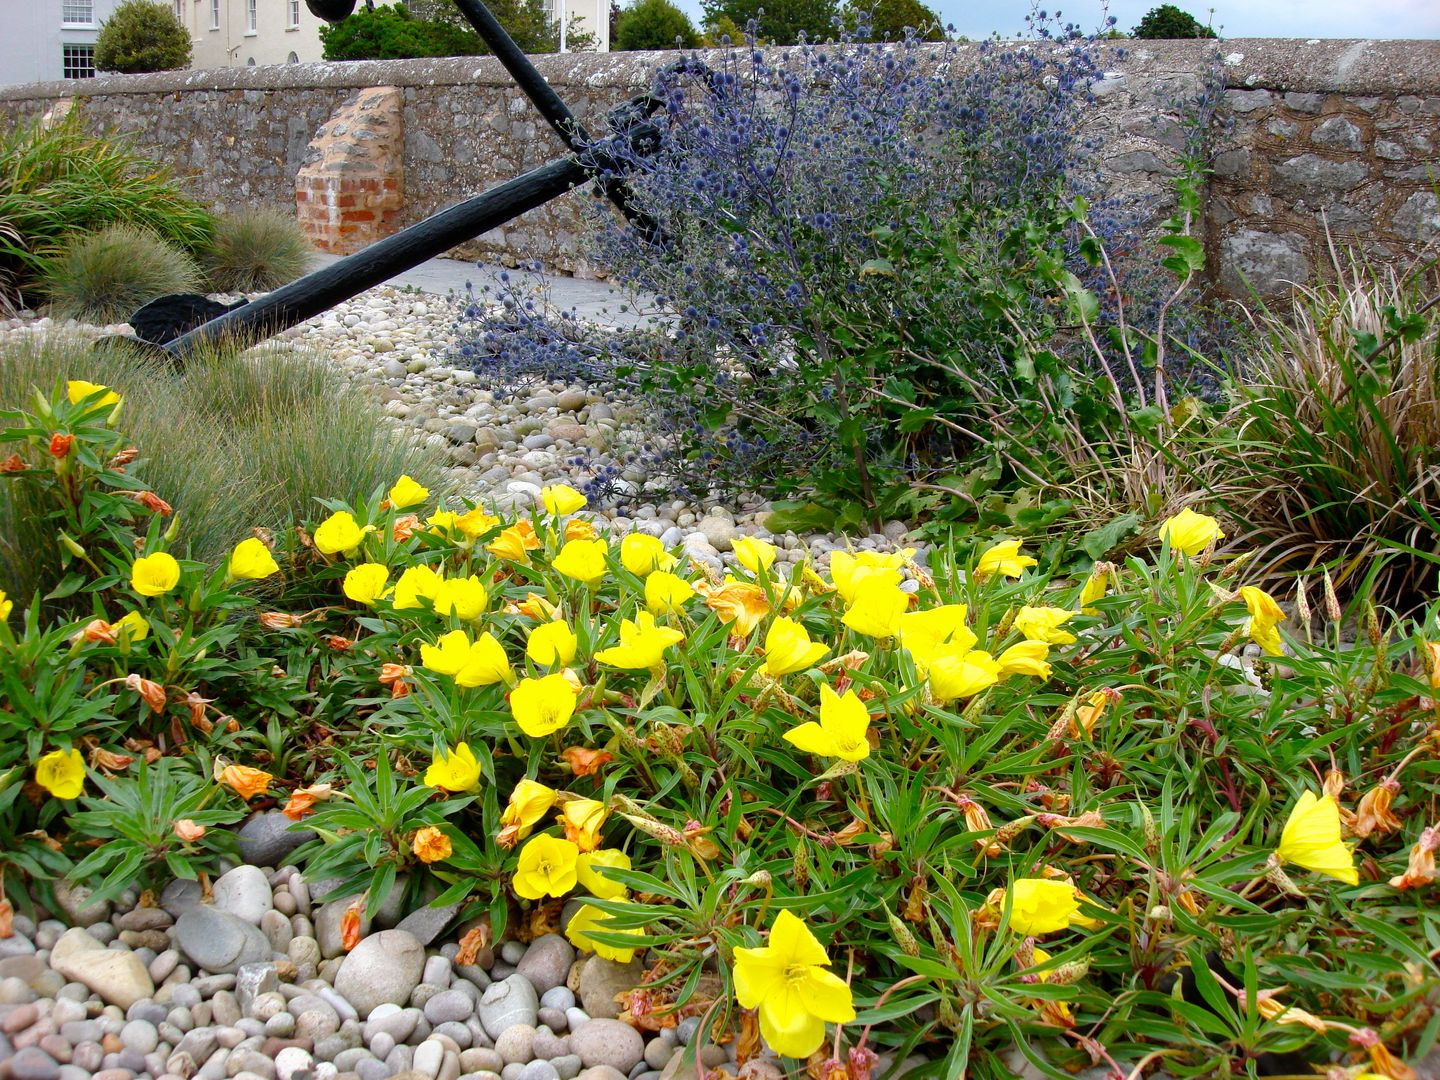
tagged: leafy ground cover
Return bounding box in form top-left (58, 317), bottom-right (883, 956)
top-left (2, 378), bottom-right (1438, 1077)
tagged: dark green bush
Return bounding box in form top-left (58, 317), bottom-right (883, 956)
top-left (842, 0), bottom-right (944, 41)
top-left (94, 0), bottom-right (192, 73)
top-left (1132, 4), bottom-right (1216, 38)
top-left (40, 223), bottom-right (200, 324)
top-left (201, 209), bottom-right (314, 293)
top-left (320, 2), bottom-right (487, 59)
top-left (700, 0), bottom-right (837, 44)
top-left (616, 0), bottom-right (699, 49)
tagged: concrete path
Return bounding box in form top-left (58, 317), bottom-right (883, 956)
top-left (308, 253), bottom-right (660, 329)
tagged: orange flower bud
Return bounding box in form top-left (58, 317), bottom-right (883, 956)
top-left (123, 673), bottom-right (167, 713)
top-left (217, 764), bottom-right (273, 801)
top-left (48, 433), bottom-right (73, 458)
top-left (411, 826), bottom-right (452, 863)
top-left (173, 819), bottom-right (206, 842)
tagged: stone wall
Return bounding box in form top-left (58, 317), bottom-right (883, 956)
top-left (1, 40), bottom-right (1437, 294)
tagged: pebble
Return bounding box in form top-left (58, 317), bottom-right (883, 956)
top-left (334, 931), bottom-right (426, 1020)
top-left (477, 977), bottom-right (538, 1041)
top-left (569, 1020), bottom-right (644, 1073)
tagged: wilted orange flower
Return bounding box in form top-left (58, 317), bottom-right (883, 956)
top-left (89, 748), bottom-right (135, 773)
top-left (283, 783), bottom-right (333, 820)
top-left (1253, 990), bottom-right (1328, 1034)
top-left (0, 453), bottom-right (26, 473)
top-left (1352, 1029), bottom-right (1418, 1080)
top-left (393, 514), bottom-right (421, 541)
top-left (173, 819), bottom-right (206, 842)
top-left (379, 663), bottom-right (411, 685)
top-left (1353, 781), bottom-right (1402, 839)
top-left (696, 579), bottom-right (769, 636)
top-left (48, 433), bottom-right (73, 458)
top-left (1390, 823), bottom-right (1439, 890)
top-left (327, 635), bottom-right (354, 651)
top-left (123, 673), bottom-right (167, 713)
top-left (108, 447), bottom-right (139, 469)
top-left (259, 611), bottom-right (305, 630)
top-left (1073, 688), bottom-right (1121, 736)
top-left (340, 898), bottom-right (365, 951)
top-left (134, 491), bottom-right (173, 516)
top-left (0, 898), bottom-right (12, 938)
top-left (182, 691), bottom-right (212, 727)
top-left (218, 764), bottom-right (274, 801)
top-left (73, 619), bottom-right (117, 645)
top-left (565, 518), bottom-right (599, 542)
top-left (561, 745), bottom-right (614, 777)
top-left (412, 826), bottom-right (452, 863)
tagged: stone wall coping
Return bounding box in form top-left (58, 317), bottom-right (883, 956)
top-left (1, 38), bottom-right (1436, 104)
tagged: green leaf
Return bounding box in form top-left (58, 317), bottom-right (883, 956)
top-left (1080, 513), bottom-right (1142, 559)
top-left (1158, 234), bottom-right (1206, 276)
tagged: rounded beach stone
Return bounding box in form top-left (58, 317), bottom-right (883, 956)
top-left (569, 1020), bottom-right (644, 1073)
top-left (334, 931), bottom-right (426, 1020)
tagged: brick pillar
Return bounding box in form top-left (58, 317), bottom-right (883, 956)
top-left (295, 86), bottom-right (404, 255)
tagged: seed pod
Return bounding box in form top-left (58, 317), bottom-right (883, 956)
top-left (792, 840), bottom-right (810, 892)
top-left (883, 902), bottom-right (920, 957)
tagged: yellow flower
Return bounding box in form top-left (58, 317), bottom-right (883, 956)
top-left (566, 902), bottom-right (642, 963)
top-left (1014, 606), bottom-right (1077, 645)
top-left (552, 538), bottom-right (608, 584)
top-left (1277, 790), bottom-right (1358, 884)
top-left (388, 475), bottom-right (429, 509)
top-left (996, 640), bottom-right (1051, 678)
top-left (513, 834), bottom-right (580, 899)
top-left (1240, 585), bottom-right (1285, 657)
top-left (343, 563), bottom-right (391, 606)
top-left (542, 484), bottom-right (588, 516)
top-left (426, 510), bottom-right (460, 536)
top-left (697, 578), bottom-right (770, 636)
top-left (513, 592), bottom-right (559, 620)
top-left (487, 524), bottom-right (540, 562)
top-left (131, 552), bottom-right (181, 597)
top-left (424, 743), bottom-right (482, 792)
top-left (762, 616), bottom-right (828, 677)
top-left (620, 533), bottom-right (676, 577)
top-left (314, 511), bottom-right (365, 556)
top-left (434, 575), bottom-right (489, 620)
top-left (898, 604), bottom-right (976, 668)
top-left (928, 645), bottom-right (1001, 703)
top-left (1007, 878), bottom-right (1084, 936)
top-left (829, 550), bottom-right (904, 603)
top-left (783, 684), bottom-right (870, 761)
top-left (218, 764), bottom-right (273, 801)
top-left (511, 673), bottom-right (579, 738)
top-left (501, 778), bottom-right (558, 841)
top-left (421, 630), bottom-right (474, 676)
top-left (1158, 507), bottom-right (1224, 556)
top-left (228, 537), bottom-right (279, 581)
top-left (0, 588), bottom-right (11, 621)
top-left (841, 577), bottom-right (908, 639)
top-left (644, 571), bottom-right (695, 616)
top-left (577, 848), bottom-right (632, 900)
top-left (393, 564), bottom-right (443, 610)
top-left (564, 518), bottom-right (598, 542)
top-left (456, 507), bottom-right (500, 539)
top-left (1077, 562), bottom-right (1113, 614)
top-left (596, 611), bottom-right (685, 671)
top-left (412, 826), bottom-right (452, 864)
top-left (34, 748), bottom-right (85, 800)
top-left (733, 536), bottom-right (779, 574)
top-left (113, 610), bottom-right (148, 643)
top-left (527, 621), bottom-right (579, 667)
top-left (457, 632), bottom-right (513, 688)
top-left (975, 539), bottom-right (1037, 580)
top-left (562, 797), bottom-right (608, 852)
top-left (732, 910), bottom-right (856, 1060)
top-left (66, 380), bottom-right (120, 408)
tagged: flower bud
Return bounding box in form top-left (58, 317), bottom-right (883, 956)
top-left (883, 902), bottom-right (919, 957)
top-left (792, 840), bottom-right (810, 891)
top-left (58, 532), bottom-right (86, 559)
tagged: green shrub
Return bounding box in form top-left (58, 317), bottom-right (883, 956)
top-left (40, 223), bottom-right (201, 324)
top-left (615, 0), bottom-right (699, 49)
top-left (94, 0), bottom-right (192, 73)
top-left (1132, 3), bottom-right (1216, 38)
top-left (0, 108), bottom-right (215, 312)
top-left (201, 209), bottom-right (315, 293)
top-left (320, 2), bottom-right (487, 59)
top-left (842, 0), bottom-right (944, 41)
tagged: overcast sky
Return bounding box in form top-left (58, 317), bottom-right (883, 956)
top-left (667, 0), bottom-right (1440, 39)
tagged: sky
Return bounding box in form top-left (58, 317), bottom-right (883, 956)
top-left (667, 0), bottom-right (1440, 40)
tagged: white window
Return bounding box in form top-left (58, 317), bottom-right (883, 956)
top-left (210, 0), bottom-right (219, 28)
top-left (288, 0), bottom-right (301, 27)
top-left (61, 0), bottom-right (94, 25)
top-left (246, 0), bottom-right (257, 32)
top-left (173, 0), bottom-right (183, 21)
top-left (62, 44), bottom-right (95, 78)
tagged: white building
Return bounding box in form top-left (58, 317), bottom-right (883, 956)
top-left (0, 0), bottom-right (122, 86)
top-left (176, 0), bottom-right (327, 70)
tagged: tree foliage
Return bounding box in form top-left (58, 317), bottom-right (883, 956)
top-left (700, 0), bottom-right (838, 44)
top-left (1132, 4), bottom-right (1216, 38)
top-left (321, 0), bottom-right (593, 58)
top-left (403, 0), bottom-right (596, 53)
top-left (616, 0), bottom-right (699, 49)
top-left (94, 0), bottom-right (191, 74)
top-left (843, 0), bottom-right (943, 41)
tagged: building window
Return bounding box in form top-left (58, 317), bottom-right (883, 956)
top-left (210, 0), bottom-right (219, 28)
top-left (61, 0), bottom-right (94, 25)
top-left (246, 0), bottom-right (257, 32)
top-left (62, 44), bottom-right (95, 79)
top-left (173, 0), bottom-right (183, 21)
top-left (287, 51), bottom-right (299, 62)
top-left (288, 0), bottom-right (301, 27)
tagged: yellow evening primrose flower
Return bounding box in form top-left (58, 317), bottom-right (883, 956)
top-left (996, 640), bottom-right (1052, 678)
top-left (113, 610), bottom-right (148, 643)
top-left (35, 748), bottom-right (85, 800)
top-left (564, 519), bottom-right (598, 542)
top-left (0, 588), bottom-right (12, 621)
top-left (841, 577), bottom-right (908, 639)
top-left (426, 510), bottom-right (460, 536)
top-left (783, 684), bottom-right (871, 762)
top-left (1007, 878), bottom-right (1085, 936)
top-left (733, 536), bottom-right (779, 574)
top-left (644, 571), bottom-right (695, 616)
top-left (541, 484), bottom-right (588, 516)
top-left (422, 630), bottom-right (473, 676)
top-left (898, 604), bottom-right (976, 668)
top-left (527, 620), bottom-right (579, 667)
top-left (829, 550), bottom-right (903, 603)
top-left (388, 475), bottom-right (429, 509)
top-left (1277, 790), bottom-right (1359, 884)
top-left (577, 849), bottom-right (632, 900)
top-left (131, 552), bottom-right (181, 597)
top-left (314, 511), bottom-right (366, 556)
top-left (66, 380), bottom-right (120, 408)
top-left (975, 539), bottom-right (1037, 581)
top-left (487, 524), bottom-right (540, 562)
top-left (732, 910), bottom-right (856, 1060)
top-left (1240, 585), bottom-right (1285, 657)
top-left (565, 902), bottom-right (642, 963)
top-left (562, 797), bottom-right (608, 852)
top-left (762, 616), bottom-right (829, 677)
top-left (928, 645), bottom-right (1001, 703)
top-left (513, 834), bottom-right (580, 899)
top-left (456, 632), bottom-right (513, 688)
top-left (434, 575), bottom-right (489, 621)
top-left (696, 578), bottom-right (770, 636)
top-left (228, 537), bottom-right (279, 581)
top-left (1077, 562), bottom-right (1113, 614)
top-left (1158, 507), bottom-right (1224, 556)
top-left (392, 564), bottom-right (443, 610)
top-left (501, 778), bottom-right (558, 840)
top-left (620, 533), bottom-right (676, 577)
top-left (552, 538), bottom-right (609, 585)
top-left (343, 563), bottom-right (391, 606)
top-left (424, 742), bottom-right (481, 792)
top-left (511, 673), bottom-right (580, 738)
top-left (456, 507), bottom-right (501, 540)
top-left (1014, 606), bottom-right (1077, 645)
top-left (595, 611), bottom-right (684, 671)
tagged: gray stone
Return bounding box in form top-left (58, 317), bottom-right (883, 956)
top-left (212, 867), bottom-right (275, 925)
top-left (1394, 193), bottom-right (1440, 243)
top-left (1311, 116), bottom-right (1363, 151)
top-left (48, 928), bottom-right (154, 1009)
top-left (477, 977), bottom-right (538, 1040)
top-left (538, 988), bottom-right (574, 1012)
top-left (161, 879), bottom-right (204, 918)
top-left (568, 1021), bottom-right (643, 1073)
top-left (514, 937), bottom-right (573, 997)
top-left (334, 931), bottom-right (427, 1019)
top-left (52, 882), bottom-right (111, 928)
top-left (1271, 153), bottom-right (1369, 196)
top-left (552, 1056), bottom-right (582, 1080)
top-left (173, 908), bottom-right (273, 975)
top-left (235, 964), bottom-right (280, 1015)
top-left (121, 1019), bottom-right (160, 1054)
top-left (1219, 229), bottom-right (1311, 297)
top-left (414, 1038), bottom-right (446, 1077)
top-left (519, 1063), bottom-right (559, 1080)
top-left (424, 989), bottom-right (474, 1026)
top-left (261, 910), bottom-right (295, 953)
top-left (576, 959), bottom-right (640, 1022)
top-left (1108, 150), bottom-right (1171, 175)
top-left (394, 901), bottom-right (463, 947)
top-left (10, 1046), bottom-right (62, 1080)
top-left (363, 1004), bottom-right (422, 1045)
top-left (1223, 89), bottom-right (1274, 113)
top-left (1283, 92), bottom-right (1325, 114)
top-left (236, 811), bottom-right (314, 868)
top-left (1210, 148), bottom-right (1250, 179)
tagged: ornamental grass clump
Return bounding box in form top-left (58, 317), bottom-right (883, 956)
top-left (40, 222), bottom-right (201, 324)
top-left (3, 385), bottom-right (1440, 1075)
top-left (200, 208), bottom-right (315, 294)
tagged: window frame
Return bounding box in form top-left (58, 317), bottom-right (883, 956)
top-left (210, 0), bottom-right (220, 29)
top-left (62, 43), bottom-right (95, 79)
top-left (60, 0), bottom-right (95, 27)
top-left (246, 0), bottom-right (257, 33)
top-left (288, 0), bottom-right (301, 28)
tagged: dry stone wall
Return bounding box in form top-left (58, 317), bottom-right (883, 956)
top-left (0, 40), bottom-right (1436, 294)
